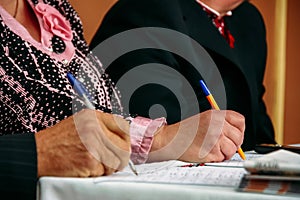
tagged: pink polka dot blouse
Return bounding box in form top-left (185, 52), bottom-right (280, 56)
top-left (0, 0), bottom-right (123, 134)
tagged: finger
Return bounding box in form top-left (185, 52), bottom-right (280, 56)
top-left (95, 112), bottom-right (131, 168)
top-left (94, 114), bottom-right (131, 170)
top-left (89, 162), bottom-right (105, 177)
top-left (94, 124), bottom-right (130, 170)
top-left (219, 136), bottom-right (238, 160)
top-left (101, 125), bottom-right (131, 154)
top-left (97, 112), bottom-right (131, 142)
top-left (103, 165), bottom-right (117, 175)
top-left (225, 110), bottom-right (245, 133)
top-left (82, 125), bottom-right (122, 170)
top-left (205, 145), bottom-right (225, 163)
top-left (103, 142), bottom-right (130, 171)
top-left (222, 120), bottom-right (244, 147)
top-left (75, 110), bottom-right (128, 170)
top-left (88, 158), bottom-right (117, 176)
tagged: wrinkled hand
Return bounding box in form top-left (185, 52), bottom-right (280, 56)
top-left (149, 110), bottom-right (245, 163)
top-left (35, 109), bottom-right (131, 177)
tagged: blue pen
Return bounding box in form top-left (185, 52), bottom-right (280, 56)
top-left (67, 72), bottom-right (95, 109)
top-left (67, 72), bottom-right (138, 175)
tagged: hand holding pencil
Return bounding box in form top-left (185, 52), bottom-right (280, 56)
top-left (200, 80), bottom-right (246, 160)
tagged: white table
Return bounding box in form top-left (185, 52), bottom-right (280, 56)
top-left (37, 158), bottom-right (300, 200)
top-left (38, 177), bottom-right (299, 200)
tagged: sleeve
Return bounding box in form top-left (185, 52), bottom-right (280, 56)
top-left (248, 2), bottom-right (276, 145)
top-left (0, 134), bottom-right (38, 199)
top-left (256, 85), bottom-right (277, 145)
top-left (128, 116), bottom-right (167, 164)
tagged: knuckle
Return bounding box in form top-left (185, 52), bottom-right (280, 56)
top-left (83, 153), bottom-right (98, 169)
top-left (77, 120), bottom-right (99, 135)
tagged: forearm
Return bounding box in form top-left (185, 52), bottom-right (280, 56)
top-left (147, 123), bottom-right (179, 162)
top-left (140, 110), bottom-right (245, 164)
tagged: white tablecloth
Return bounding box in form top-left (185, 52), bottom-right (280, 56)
top-left (37, 158), bottom-right (300, 200)
top-left (38, 177), bottom-right (299, 200)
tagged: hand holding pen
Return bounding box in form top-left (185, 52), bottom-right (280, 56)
top-left (200, 80), bottom-right (246, 160)
top-left (67, 72), bottom-right (138, 175)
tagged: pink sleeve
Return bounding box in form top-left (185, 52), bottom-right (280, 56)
top-left (129, 116), bottom-right (167, 164)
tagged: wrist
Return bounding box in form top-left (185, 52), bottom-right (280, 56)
top-left (148, 123), bottom-right (179, 162)
top-left (150, 124), bottom-right (170, 152)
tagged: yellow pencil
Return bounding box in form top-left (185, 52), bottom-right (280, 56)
top-left (199, 80), bottom-right (246, 160)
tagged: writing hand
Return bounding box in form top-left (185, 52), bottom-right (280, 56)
top-left (35, 109), bottom-right (131, 177)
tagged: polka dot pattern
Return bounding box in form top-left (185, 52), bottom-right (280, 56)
top-left (0, 0), bottom-right (123, 135)
top-left (51, 35), bottom-right (66, 54)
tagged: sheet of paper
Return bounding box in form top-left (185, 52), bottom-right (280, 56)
top-left (93, 159), bottom-right (247, 187)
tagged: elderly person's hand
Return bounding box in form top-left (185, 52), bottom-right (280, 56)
top-left (149, 110), bottom-right (245, 163)
top-left (35, 109), bottom-right (131, 177)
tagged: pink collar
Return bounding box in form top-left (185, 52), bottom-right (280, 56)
top-left (0, 0), bottom-right (75, 63)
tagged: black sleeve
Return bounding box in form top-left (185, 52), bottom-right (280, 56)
top-left (0, 134), bottom-right (38, 200)
top-left (248, 3), bottom-right (276, 145)
top-left (255, 85), bottom-right (277, 145)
